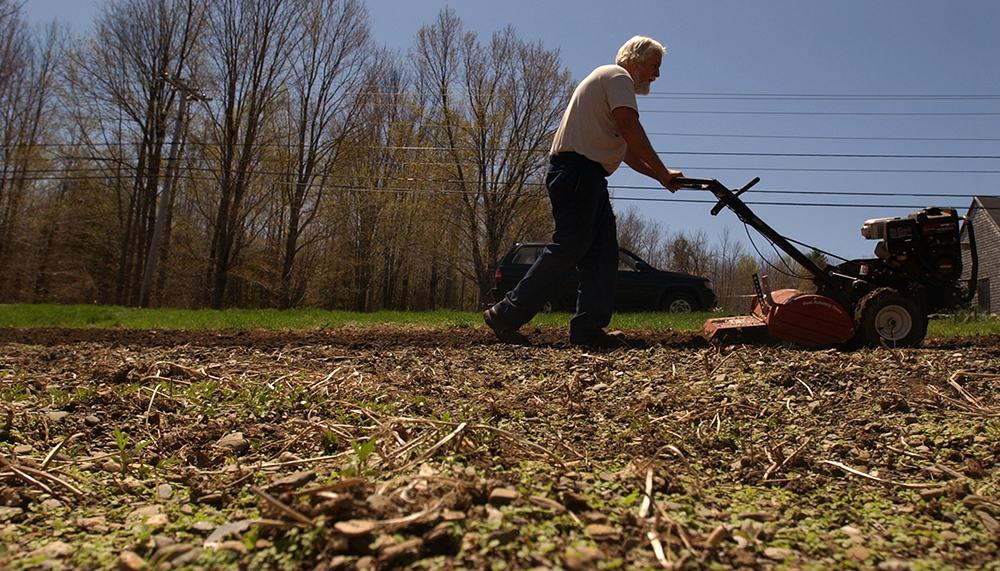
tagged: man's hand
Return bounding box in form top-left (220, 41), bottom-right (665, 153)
top-left (661, 169), bottom-right (684, 193)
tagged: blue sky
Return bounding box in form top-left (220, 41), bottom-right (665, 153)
top-left (22, 0), bottom-right (1000, 260)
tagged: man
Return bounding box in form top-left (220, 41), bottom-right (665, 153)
top-left (484, 36), bottom-right (683, 347)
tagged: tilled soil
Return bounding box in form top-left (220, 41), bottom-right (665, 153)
top-left (1, 326), bottom-right (999, 570)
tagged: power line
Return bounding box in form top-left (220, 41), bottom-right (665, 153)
top-left (612, 185), bottom-right (982, 199)
top-left (649, 92), bottom-right (1000, 101)
top-left (648, 131), bottom-right (1000, 143)
top-left (664, 166), bottom-right (1000, 174)
top-left (611, 195), bottom-right (973, 210)
top-left (665, 151), bottom-right (1000, 160)
top-left (644, 109), bottom-right (1000, 117)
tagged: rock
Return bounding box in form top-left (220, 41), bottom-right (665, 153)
top-left (977, 510), bottom-right (1000, 533)
top-left (580, 511), bottom-right (608, 524)
top-left (737, 511), bottom-right (776, 522)
top-left (121, 477), bottom-right (144, 494)
top-left (45, 411), bottom-right (70, 422)
top-left (763, 547), bottom-right (796, 561)
top-left (918, 488), bottom-right (946, 501)
top-left (78, 515), bottom-right (108, 532)
top-left (156, 483), bottom-right (172, 500)
top-left (848, 545), bottom-right (870, 562)
top-left (561, 490), bottom-right (590, 512)
top-left (144, 513), bottom-right (170, 529)
top-left (85, 415), bottom-right (101, 426)
top-left (203, 520), bottom-right (251, 549)
top-left (488, 487), bottom-right (519, 506)
top-left (267, 470), bottom-right (316, 492)
top-left (563, 546), bottom-right (605, 571)
top-left (528, 495), bottom-right (566, 513)
top-left (325, 555), bottom-right (348, 570)
top-left (151, 543), bottom-right (199, 567)
top-left (585, 523), bottom-right (617, 541)
top-left (13, 445), bottom-right (32, 455)
top-left (172, 545), bottom-right (203, 567)
top-left (39, 499), bottom-right (63, 511)
top-left (29, 540), bottom-right (74, 560)
top-left (118, 550), bottom-right (144, 571)
top-left (102, 459), bottom-right (124, 473)
top-left (216, 540), bottom-right (246, 554)
top-left (379, 538), bottom-right (424, 565)
top-left (878, 559), bottom-right (913, 571)
top-left (126, 505), bottom-right (162, 523)
top-left (216, 432), bottom-right (249, 455)
top-left (334, 519), bottom-right (376, 537)
top-left (441, 509), bottom-right (466, 521)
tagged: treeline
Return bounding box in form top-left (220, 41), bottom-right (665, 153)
top-left (0, 0), bottom-right (813, 313)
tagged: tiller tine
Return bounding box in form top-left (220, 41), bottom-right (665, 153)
top-left (704, 275), bottom-right (856, 348)
top-left (702, 313), bottom-right (769, 345)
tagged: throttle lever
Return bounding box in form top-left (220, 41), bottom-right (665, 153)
top-left (710, 176), bottom-right (760, 216)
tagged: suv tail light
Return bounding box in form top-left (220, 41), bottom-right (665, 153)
top-left (494, 270), bottom-right (502, 284)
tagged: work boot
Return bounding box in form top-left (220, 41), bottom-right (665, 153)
top-left (483, 305), bottom-right (531, 346)
top-left (569, 329), bottom-right (629, 349)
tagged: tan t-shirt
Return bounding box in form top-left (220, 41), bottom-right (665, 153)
top-left (549, 64), bottom-right (637, 175)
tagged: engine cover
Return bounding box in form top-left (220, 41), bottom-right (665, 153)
top-left (862, 207), bottom-right (962, 287)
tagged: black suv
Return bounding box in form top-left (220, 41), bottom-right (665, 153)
top-left (491, 243), bottom-right (717, 313)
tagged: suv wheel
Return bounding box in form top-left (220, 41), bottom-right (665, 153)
top-left (661, 292), bottom-right (697, 313)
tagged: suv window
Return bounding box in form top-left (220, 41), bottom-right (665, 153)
top-left (511, 245), bottom-right (544, 265)
top-left (618, 250), bottom-right (639, 272)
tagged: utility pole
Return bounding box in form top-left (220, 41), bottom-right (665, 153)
top-left (139, 75), bottom-right (209, 308)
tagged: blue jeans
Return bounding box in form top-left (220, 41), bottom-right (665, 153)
top-left (496, 152), bottom-right (618, 338)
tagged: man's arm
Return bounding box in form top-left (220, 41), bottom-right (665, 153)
top-left (613, 106), bottom-right (683, 191)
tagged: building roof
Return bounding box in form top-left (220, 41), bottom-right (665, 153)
top-left (971, 196), bottom-right (1000, 234)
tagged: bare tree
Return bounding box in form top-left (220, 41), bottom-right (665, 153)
top-left (66, 0), bottom-right (206, 305)
top-left (706, 227), bottom-right (749, 310)
top-left (411, 9), bottom-right (571, 305)
top-left (200, 0), bottom-right (300, 308)
top-left (0, 4), bottom-right (62, 298)
top-left (617, 204), bottom-right (668, 266)
top-left (272, 0), bottom-right (373, 309)
top-left (665, 229), bottom-right (712, 275)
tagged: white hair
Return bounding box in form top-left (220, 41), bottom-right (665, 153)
top-left (616, 36), bottom-right (665, 66)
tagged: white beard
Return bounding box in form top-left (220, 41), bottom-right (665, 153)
top-left (634, 80), bottom-right (651, 95)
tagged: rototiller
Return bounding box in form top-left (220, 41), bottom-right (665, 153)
top-left (677, 177), bottom-right (978, 348)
